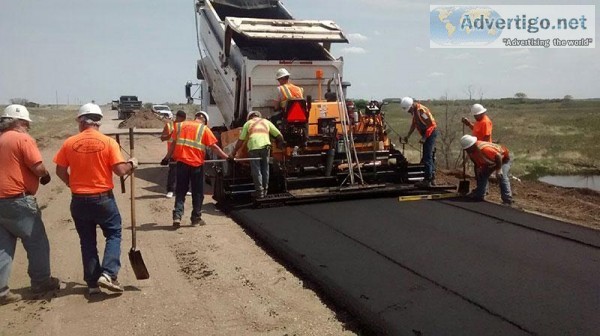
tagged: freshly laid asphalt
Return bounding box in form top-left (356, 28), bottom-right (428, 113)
top-left (230, 197), bottom-right (600, 335)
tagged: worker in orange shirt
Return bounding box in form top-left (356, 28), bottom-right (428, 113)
top-left (401, 97), bottom-right (438, 188)
top-left (462, 104), bottom-right (492, 142)
top-left (460, 135), bottom-right (513, 205)
top-left (54, 103), bottom-right (138, 295)
top-left (163, 111), bottom-right (229, 228)
top-left (0, 105), bottom-right (61, 305)
top-left (160, 110), bottom-right (187, 198)
top-left (273, 68), bottom-right (304, 112)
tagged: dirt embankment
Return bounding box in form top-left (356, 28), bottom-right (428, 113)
top-left (118, 109), bottom-right (166, 129)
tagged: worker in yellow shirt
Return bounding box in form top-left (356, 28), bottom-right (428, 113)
top-left (231, 111), bottom-right (285, 198)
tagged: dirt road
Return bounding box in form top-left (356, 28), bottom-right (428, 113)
top-left (0, 109), bottom-right (356, 336)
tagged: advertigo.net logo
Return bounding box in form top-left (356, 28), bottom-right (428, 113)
top-left (430, 5), bottom-right (596, 48)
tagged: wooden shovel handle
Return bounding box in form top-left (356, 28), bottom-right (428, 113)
top-left (129, 128), bottom-right (137, 249)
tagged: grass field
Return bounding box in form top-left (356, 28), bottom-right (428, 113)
top-left (381, 99), bottom-right (600, 178)
top-left (26, 106), bottom-right (80, 148)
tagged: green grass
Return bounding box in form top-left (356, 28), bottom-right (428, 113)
top-left (26, 106), bottom-right (80, 148)
top-left (379, 99), bottom-right (600, 178)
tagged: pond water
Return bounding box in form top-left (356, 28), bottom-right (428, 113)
top-left (538, 175), bottom-right (600, 192)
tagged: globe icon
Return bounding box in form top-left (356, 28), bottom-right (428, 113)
top-left (430, 6), bottom-right (503, 46)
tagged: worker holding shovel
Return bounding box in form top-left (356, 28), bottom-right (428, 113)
top-left (54, 103), bottom-right (138, 295)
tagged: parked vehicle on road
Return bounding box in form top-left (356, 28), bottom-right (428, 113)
top-left (151, 104), bottom-right (173, 119)
top-left (117, 95), bottom-right (142, 120)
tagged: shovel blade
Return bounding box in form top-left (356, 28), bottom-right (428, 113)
top-left (129, 248), bottom-right (150, 280)
top-left (458, 180), bottom-right (471, 195)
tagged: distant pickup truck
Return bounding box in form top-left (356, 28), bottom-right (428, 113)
top-left (117, 95), bottom-right (142, 120)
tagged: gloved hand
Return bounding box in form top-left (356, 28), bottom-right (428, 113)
top-left (278, 141), bottom-right (286, 150)
top-left (461, 117), bottom-right (470, 126)
top-left (400, 136), bottom-right (408, 144)
top-left (227, 155), bottom-right (235, 165)
top-left (128, 157), bottom-right (139, 170)
top-left (40, 174), bottom-right (51, 185)
top-left (419, 137), bottom-right (426, 144)
top-left (495, 170), bottom-right (503, 179)
top-left (160, 157), bottom-right (169, 166)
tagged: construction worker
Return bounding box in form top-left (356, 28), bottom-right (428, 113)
top-left (54, 103), bottom-right (138, 295)
top-left (163, 111), bottom-right (229, 228)
top-left (231, 111), bottom-right (285, 199)
top-left (160, 110), bottom-right (187, 198)
top-left (0, 105), bottom-right (61, 305)
top-left (462, 104), bottom-right (493, 142)
top-left (401, 97), bottom-right (438, 187)
top-left (273, 68), bottom-right (304, 112)
top-left (460, 135), bottom-right (513, 205)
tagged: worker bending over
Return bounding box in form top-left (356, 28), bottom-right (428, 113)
top-left (460, 135), bottom-right (513, 206)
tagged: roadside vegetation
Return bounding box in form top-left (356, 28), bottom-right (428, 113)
top-left (370, 98), bottom-right (600, 179)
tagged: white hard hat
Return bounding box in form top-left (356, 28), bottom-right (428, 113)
top-left (247, 111), bottom-right (262, 120)
top-left (460, 134), bottom-right (477, 149)
top-left (77, 103), bottom-right (103, 118)
top-left (2, 104), bottom-right (32, 122)
top-left (196, 110), bottom-right (209, 123)
top-left (471, 103), bottom-right (487, 115)
top-left (400, 97), bottom-right (414, 112)
top-left (275, 68), bottom-right (290, 80)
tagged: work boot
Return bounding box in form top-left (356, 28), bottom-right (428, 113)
top-left (97, 273), bottom-right (124, 293)
top-left (31, 276), bottom-right (61, 294)
top-left (191, 218), bottom-right (206, 226)
top-left (172, 218), bottom-right (181, 229)
top-left (415, 180), bottom-right (432, 188)
top-left (0, 290), bottom-right (22, 305)
top-left (88, 287), bottom-right (102, 295)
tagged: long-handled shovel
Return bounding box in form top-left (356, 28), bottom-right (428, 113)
top-left (458, 123), bottom-right (471, 194)
top-left (127, 128), bottom-right (150, 280)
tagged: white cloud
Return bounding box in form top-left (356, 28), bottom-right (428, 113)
top-left (373, 30), bottom-right (382, 36)
top-left (428, 72), bottom-right (445, 77)
top-left (415, 46), bottom-right (425, 53)
top-left (341, 47), bottom-right (367, 54)
top-left (347, 33), bottom-right (368, 43)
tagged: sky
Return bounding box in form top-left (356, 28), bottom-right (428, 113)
top-left (0, 0), bottom-right (598, 105)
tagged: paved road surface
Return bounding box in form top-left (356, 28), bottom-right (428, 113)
top-left (231, 197), bottom-right (600, 335)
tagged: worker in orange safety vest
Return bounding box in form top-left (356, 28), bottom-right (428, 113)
top-left (460, 135), bottom-right (513, 205)
top-left (163, 112), bottom-right (229, 228)
top-left (160, 110), bottom-right (187, 198)
top-left (462, 103), bottom-right (493, 142)
top-left (273, 68), bottom-right (304, 112)
top-left (401, 97), bottom-right (438, 188)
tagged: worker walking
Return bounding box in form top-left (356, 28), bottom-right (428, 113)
top-left (401, 97), bottom-right (438, 187)
top-left (462, 104), bottom-right (493, 142)
top-left (163, 111), bottom-right (229, 228)
top-left (273, 68), bottom-right (304, 112)
top-left (0, 105), bottom-right (61, 305)
top-left (232, 111), bottom-right (285, 199)
top-left (54, 103), bottom-right (138, 295)
top-left (460, 135), bottom-right (513, 205)
top-left (160, 110), bottom-right (187, 198)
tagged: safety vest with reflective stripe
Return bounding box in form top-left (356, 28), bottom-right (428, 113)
top-left (165, 122), bottom-right (174, 150)
top-left (172, 121), bottom-right (207, 167)
top-left (278, 83), bottom-right (304, 109)
top-left (470, 141), bottom-right (509, 168)
top-left (412, 103), bottom-right (437, 138)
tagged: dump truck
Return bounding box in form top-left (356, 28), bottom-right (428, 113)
top-left (191, 0), bottom-right (452, 205)
top-left (116, 95), bottom-right (143, 120)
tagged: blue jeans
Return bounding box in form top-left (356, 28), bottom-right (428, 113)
top-left (248, 147), bottom-right (271, 195)
top-left (0, 195), bottom-right (51, 291)
top-left (421, 129), bottom-right (438, 181)
top-left (166, 161), bottom-right (177, 193)
top-left (474, 156), bottom-right (513, 204)
top-left (173, 162), bottom-right (204, 221)
top-left (71, 192), bottom-right (122, 287)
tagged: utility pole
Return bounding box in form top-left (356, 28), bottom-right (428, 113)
top-left (55, 90), bottom-right (59, 109)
